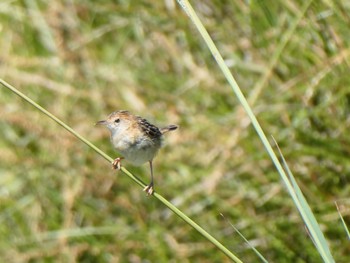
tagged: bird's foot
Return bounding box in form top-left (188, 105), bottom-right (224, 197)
top-left (112, 157), bottom-right (124, 170)
top-left (143, 183), bottom-right (154, 196)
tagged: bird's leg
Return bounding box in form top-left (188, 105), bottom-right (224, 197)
top-left (143, 160), bottom-right (154, 195)
top-left (112, 157), bottom-right (124, 170)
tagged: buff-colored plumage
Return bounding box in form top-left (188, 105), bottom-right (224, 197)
top-left (97, 110), bottom-right (178, 195)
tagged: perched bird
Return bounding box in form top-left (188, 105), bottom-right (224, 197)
top-left (96, 110), bottom-right (178, 195)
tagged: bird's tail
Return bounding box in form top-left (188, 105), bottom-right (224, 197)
top-left (160, 124), bottom-right (178, 134)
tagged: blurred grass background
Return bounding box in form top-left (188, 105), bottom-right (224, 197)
top-left (1, 0), bottom-right (350, 262)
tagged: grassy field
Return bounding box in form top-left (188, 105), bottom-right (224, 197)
top-left (1, 1), bottom-right (350, 262)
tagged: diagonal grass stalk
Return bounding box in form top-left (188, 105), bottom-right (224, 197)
top-left (0, 78), bottom-right (242, 263)
top-left (177, 1), bottom-right (334, 262)
top-left (220, 213), bottom-right (268, 263)
top-left (335, 201), bottom-right (350, 240)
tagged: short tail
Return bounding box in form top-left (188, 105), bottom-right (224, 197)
top-left (160, 124), bottom-right (178, 134)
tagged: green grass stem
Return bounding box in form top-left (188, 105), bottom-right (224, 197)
top-left (0, 78), bottom-right (242, 263)
top-left (220, 214), bottom-right (268, 263)
top-left (335, 201), bottom-right (350, 240)
top-left (177, 1), bottom-right (334, 262)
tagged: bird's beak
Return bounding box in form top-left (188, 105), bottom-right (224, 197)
top-left (95, 120), bottom-right (107, 126)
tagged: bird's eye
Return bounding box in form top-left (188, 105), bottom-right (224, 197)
top-left (114, 118), bottom-right (120, 123)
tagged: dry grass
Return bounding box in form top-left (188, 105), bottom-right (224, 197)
top-left (1, 0), bottom-right (350, 262)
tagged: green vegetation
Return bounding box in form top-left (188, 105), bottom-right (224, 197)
top-left (1, 1), bottom-right (349, 262)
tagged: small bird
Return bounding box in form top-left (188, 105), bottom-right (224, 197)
top-left (96, 110), bottom-right (178, 195)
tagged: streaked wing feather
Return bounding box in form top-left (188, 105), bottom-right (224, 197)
top-left (137, 117), bottom-right (162, 139)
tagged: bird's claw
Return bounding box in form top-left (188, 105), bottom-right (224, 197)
top-left (143, 184), bottom-right (154, 196)
top-left (112, 157), bottom-right (123, 170)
